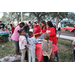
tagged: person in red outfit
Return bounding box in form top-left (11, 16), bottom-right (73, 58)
top-left (41, 21), bottom-right (47, 33)
top-left (10, 24), bottom-right (15, 34)
top-left (33, 22), bottom-right (41, 39)
top-left (41, 21), bottom-right (47, 39)
top-left (47, 21), bottom-right (58, 61)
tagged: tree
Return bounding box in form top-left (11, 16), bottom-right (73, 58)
top-left (68, 12), bottom-right (75, 21)
top-left (28, 12), bottom-right (51, 23)
top-left (1, 12), bottom-right (21, 24)
top-left (1, 12), bottom-right (10, 23)
top-left (50, 12), bottom-right (68, 27)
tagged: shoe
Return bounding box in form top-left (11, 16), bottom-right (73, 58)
top-left (18, 52), bottom-right (21, 55)
top-left (54, 57), bottom-right (58, 61)
top-left (17, 55), bottom-right (20, 56)
top-left (24, 60), bottom-right (27, 62)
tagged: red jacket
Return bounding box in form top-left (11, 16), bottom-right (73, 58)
top-left (33, 25), bottom-right (41, 37)
top-left (42, 28), bottom-right (46, 33)
top-left (46, 27), bottom-right (57, 45)
top-left (11, 26), bottom-right (15, 33)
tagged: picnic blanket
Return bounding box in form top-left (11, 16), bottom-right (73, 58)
top-left (36, 43), bottom-right (59, 62)
top-left (0, 54), bottom-right (21, 62)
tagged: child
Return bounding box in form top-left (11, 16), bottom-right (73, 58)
top-left (28, 31), bottom-right (38, 62)
top-left (18, 29), bottom-right (27, 62)
top-left (42, 33), bottom-right (53, 62)
top-left (7, 23), bottom-right (11, 31)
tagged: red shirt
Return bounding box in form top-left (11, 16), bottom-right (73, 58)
top-left (42, 28), bottom-right (46, 33)
top-left (33, 25), bottom-right (41, 37)
top-left (46, 27), bottom-right (57, 45)
top-left (11, 26), bottom-right (15, 33)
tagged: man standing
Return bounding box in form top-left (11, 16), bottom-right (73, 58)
top-left (58, 21), bottom-right (61, 37)
top-left (0, 21), bottom-right (5, 29)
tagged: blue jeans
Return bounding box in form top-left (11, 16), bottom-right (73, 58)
top-left (55, 52), bottom-right (58, 59)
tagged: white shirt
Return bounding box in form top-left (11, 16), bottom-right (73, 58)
top-left (58, 23), bottom-right (61, 28)
top-left (19, 35), bottom-right (27, 50)
top-left (28, 37), bottom-right (38, 49)
top-left (7, 25), bottom-right (10, 28)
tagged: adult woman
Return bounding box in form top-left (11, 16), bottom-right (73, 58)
top-left (33, 22), bottom-right (41, 39)
top-left (11, 22), bottom-right (25, 55)
top-left (41, 21), bottom-right (47, 33)
top-left (47, 21), bottom-right (58, 61)
top-left (41, 21), bottom-right (47, 39)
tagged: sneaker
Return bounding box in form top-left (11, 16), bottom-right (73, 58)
top-left (24, 60), bottom-right (27, 62)
top-left (17, 55), bottom-right (20, 56)
top-left (54, 57), bottom-right (58, 61)
top-left (18, 52), bottom-right (21, 55)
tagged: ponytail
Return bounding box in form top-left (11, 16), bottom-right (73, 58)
top-left (47, 40), bottom-right (49, 47)
top-left (17, 29), bottom-right (24, 34)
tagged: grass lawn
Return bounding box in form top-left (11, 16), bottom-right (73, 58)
top-left (0, 39), bottom-right (74, 62)
top-left (0, 41), bottom-right (15, 59)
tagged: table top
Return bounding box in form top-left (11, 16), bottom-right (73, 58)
top-left (61, 27), bottom-right (75, 32)
top-left (0, 31), bottom-right (9, 35)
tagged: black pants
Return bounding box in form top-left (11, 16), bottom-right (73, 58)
top-left (43, 56), bottom-right (48, 62)
top-left (25, 51), bottom-right (28, 60)
top-left (58, 28), bottom-right (61, 31)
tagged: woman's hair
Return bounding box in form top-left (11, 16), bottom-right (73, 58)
top-left (34, 21), bottom-right (37, 24)
top-left (41, 20), bottom-right (46, 29)
top-left (47, 21), bottom-right (57, 33)
top-left (47, 21), bottom-right (54, 27)
top-left (18, 29), bottom-right (24, 34)
top-left (20, 22), bottom-right (25, 26)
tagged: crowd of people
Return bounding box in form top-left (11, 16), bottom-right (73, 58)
top-left (1, 20), bottom-right (75, 62)
top-left (10, 20), bottom-right (59, 62)
top-left (0, 20), bottom-right (65, 62)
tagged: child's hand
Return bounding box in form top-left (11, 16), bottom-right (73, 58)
top-left (48, 55), bottom-right (50, 59)
top-left (25, 45), bottom-right (27, 50)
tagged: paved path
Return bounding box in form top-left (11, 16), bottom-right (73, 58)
top-left (57, 34), bottom-right (75, 40)
top-left (29, 29), bottom-right (75, 40)
top-left (57, 31), bottom-right (75, 37)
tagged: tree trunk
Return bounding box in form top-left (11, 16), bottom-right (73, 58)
top-left (17, 20), bottom-right (19, 24)
top-left (56, 15), bottom-right (59, 28)
top-left (37, 17), bottom-right (40, 24)
top-left (21, 12), bottom-right (23, 22)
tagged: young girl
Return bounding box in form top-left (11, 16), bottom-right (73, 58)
top-left (18, 29), bottom-right (27, 62)
top-left (28, 31), bottom-right (38, 62)
top-left (42, 33), bottom-right (53, 62)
